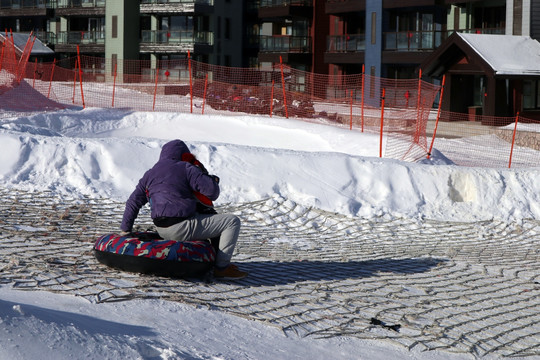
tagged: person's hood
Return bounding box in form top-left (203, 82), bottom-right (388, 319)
top-left (159, 139), bottom-right (190, 161)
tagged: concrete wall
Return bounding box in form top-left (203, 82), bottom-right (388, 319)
top-left (105, 1), bottom-right (140, 67)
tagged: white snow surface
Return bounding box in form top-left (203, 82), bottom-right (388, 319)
top-left (0, 105), bottom-right (539, 360)
top-left (1, 108), bottom-right (538, 223)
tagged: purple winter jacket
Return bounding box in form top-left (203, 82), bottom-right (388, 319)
top-left (120, 140), bottom-right (220, 232)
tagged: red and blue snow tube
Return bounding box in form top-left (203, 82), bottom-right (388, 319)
top-left (94, 232), bottom-right (215, 278)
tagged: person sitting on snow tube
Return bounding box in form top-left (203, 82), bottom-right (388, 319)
top-left (120, 139), bottom-right (247, 280)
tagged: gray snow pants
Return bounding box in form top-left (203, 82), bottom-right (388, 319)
top-left (156, 213), bottom-right (240, 268)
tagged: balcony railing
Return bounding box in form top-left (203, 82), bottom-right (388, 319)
top-left (384, 28), bottom-right (505, 51)
top-left (259, 35), bottom-right (311, 53)
top-left (57, 0), bottom-right (105, 7)
top-left (141, 30), bottom-right (213, 45)
top-left (455, 28), bottom-right (505, 35)
top-left (56, 31), bottom-right (105, 45)
top-left (34, 30), bottom-right (56, 44)
top-left (0, 0), bottom-right (53, 8)
top-left (140, 0), bottom-right (213, 4)
top-left (260, 0), bottom-right (312, 6)
top-left (327, 34), bottom-right (365, 52)
top-left (384, 30), bottom-right (444, 51)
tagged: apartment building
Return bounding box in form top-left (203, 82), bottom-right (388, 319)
top-left (258, 0), bottom-right (328, 75)
top-left (324, 0), bottom-right (518, 80)
top-left (0, 0), bottom-right (257, 78)
top-left (1, 1), bottom-right (538, 81)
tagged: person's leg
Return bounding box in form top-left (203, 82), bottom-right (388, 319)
top-left (196, 213), bottom-right (240, 268)
top-left (156, 213), bottom-right (240, 268)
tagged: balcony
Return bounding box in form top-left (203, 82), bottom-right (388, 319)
top-left (140, 0), bottom-right (213, 3)
top-left (382, 28), bottom-right (505, 64)
top-left (0, 0), bottom-right (52, 15)
top-left (0, 0), bottom-right (49, 8)
top-left (454, 28), bottom-right (505, 35)
top-left (259, 0), bottom-right (313, 18)
top-left (384, 30), bottom-right (444, 51)
top-left (34, 30), bottom-right (56, 45)
top-left (324, 34), bottom-right (365, 64)
top-left (258, 34), bottom-right (311, 64)
top-left (259, 35), bottom-right (311, 53)
top-left (384, 28), bottom-right (505, 52)
top-left (55, 0), bottom-right (105, 16)
top-left (56, 30), bottom-right (104, 44)
top-left (327, 34), bottom-right (365, 52)
top-left (140, 0), bottom-right (214, 14)
top-left (54, 30), bottom-right (105, 53)
top-left (260, 0), bottom-right (312, 5)
top-left (57, 0), bottom-right (105, 7)
top-left (139, 29), bottom-right (213, 53)
top-left (325, 0), bottom-right (364, 14)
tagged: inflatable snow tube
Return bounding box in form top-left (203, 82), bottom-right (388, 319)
top-left (94, 232), bottom-right (215, 278)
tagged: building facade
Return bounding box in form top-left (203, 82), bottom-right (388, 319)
top-left (0, 1), bottom-right (539, 84)
top-left (0, 1), bottom-right (257, 76)
top-left (325, 0), bottom-right (519, 80)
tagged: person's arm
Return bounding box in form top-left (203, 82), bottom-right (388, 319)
top-left (120, 179), bottom-right (148, 232)
top-left (186, 164), bottom-right (220, 201)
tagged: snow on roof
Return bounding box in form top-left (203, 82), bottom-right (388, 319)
top-left (0, 32), bottom-right (54, 55)
top-left (457, 33), bottom-right (540, 76)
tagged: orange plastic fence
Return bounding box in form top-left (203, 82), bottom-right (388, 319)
top-left (1, 40), bottom-right (539, 168)
top-left (428, 110), bottom-right (540, 168)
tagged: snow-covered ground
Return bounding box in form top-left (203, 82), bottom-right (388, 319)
top-left (1, 108), bottom-right (538, 223)
top-left (0, 98), bottom-right (539, 358)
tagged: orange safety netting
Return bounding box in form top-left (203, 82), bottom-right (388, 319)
top-left (1, 37), bottom-right (539, 168)
top-left (428, 110), bottom-right (540, 168)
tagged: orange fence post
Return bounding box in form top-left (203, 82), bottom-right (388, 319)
top-left (188, 50), bottom-right (193, 113)
top-left (508, 112), bottom-right (520, 168)
top-left (270, 79), bottom-right (274, 117)
top-left (16, 33), bottom-right (31, 83)
top-left (23, 36), bottom-right (36, 82)
top-left (380, 88), bottom-right (386, 158)
top-left (112, 62), bottom-right (117, 108)
top-left (350, 90), bottom-right (353, 130)
top-left (47, 58), bottom-right (56, 99)
top-left (361, 64), bottom-right (365, 132)
top-left (9, 30), bottom-right (16, 66)
top-left (427, 74), bottom-right (445, 159)
top-left (72, 58), bottom-right (78, 103)
top-left (414, 69), bottom-right (423, 143)
top-left (0, 40), bottom-right (4, 72)
top-left (202, 73), bottom-right (208, 114)
top-left (279, 56), bottom-right (288, 118)
top-left (76, 45), bottom-right (85, 108)
top-left (32, 58), bottom-right (37, 88)
top-left (153, 68), bottom-right (159, 111)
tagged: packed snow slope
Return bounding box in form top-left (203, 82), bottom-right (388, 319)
top-left (0, 105), bottom-right (539, 360)
top-left (0, 107), bottom-right (538, 223)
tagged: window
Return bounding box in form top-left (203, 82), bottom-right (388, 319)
top-left (112, 16), bottom-right (117, 38)
top-left (523, 80), bottom-right (540, 109)
top-left (225, 18), bottom-right (231, 40)
top-left (161, 16), bottom-right (193, 31)
top-left (370, 66), bottom-right (376, 97)
top-left (371, 12), bottom-right (376, 44)
top-left (111, 54), bottom-right (117, 75)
